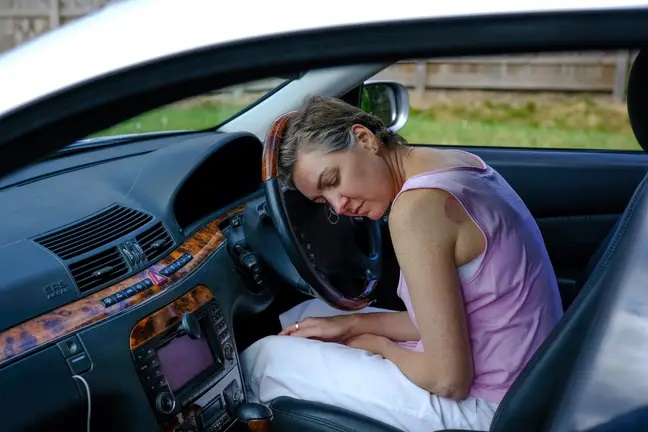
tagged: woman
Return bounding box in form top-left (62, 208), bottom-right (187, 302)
top-left (241, 96), bottom-right (563, 431)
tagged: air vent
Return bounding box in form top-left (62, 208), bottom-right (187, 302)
top-left (69, 247), bottom-right (129, 293)
top-left (35, 205), bottom-right (153, 260)
top-left (136, 222), bottom-right (174, 262)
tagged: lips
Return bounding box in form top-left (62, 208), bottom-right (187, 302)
top-left (353, 201), bottom-right (365, 215)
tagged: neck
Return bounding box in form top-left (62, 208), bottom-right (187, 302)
top-left (384, 145), bottom-right (413, 199)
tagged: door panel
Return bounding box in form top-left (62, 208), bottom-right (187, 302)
top-left (375, 147), bottom-right (648, 311)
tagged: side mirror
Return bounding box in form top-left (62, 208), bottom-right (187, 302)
top-left (360, 81), bottom-right (410, 133)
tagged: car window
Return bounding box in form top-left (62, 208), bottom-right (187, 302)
top-left (91, 77), bottom-right (288, 137)
top-left (369, 51), bottom-right (641, 151)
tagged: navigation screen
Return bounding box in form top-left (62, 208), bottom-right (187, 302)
top-left (157, 333), bottom-right (215, 392)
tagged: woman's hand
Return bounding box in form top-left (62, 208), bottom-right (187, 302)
top-left (278, 315), bottom-right (356, 342)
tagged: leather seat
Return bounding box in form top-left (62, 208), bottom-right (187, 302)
top-left (268, 397), bottom-right (403, 432)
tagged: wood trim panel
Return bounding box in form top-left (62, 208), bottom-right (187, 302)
top-left (129, 284), bottom-right (213, 349)
top-left (261, 111), bottom-right (294, 181)
top-left (0, 206), bottom-right (243, 366)
top-left (248, 419), bottom-right (272, 432)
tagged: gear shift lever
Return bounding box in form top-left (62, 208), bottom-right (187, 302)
top-left (235, 402), bottom-right (273, 431)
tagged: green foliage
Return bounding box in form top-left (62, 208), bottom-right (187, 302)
top-left (92, 96), bottom-right (641, 151)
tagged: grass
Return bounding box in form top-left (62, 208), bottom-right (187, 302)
top-left (94, 100), bottom-right (244, 136)
top-left (93, 94), bottom-right (642, 151)
top-left (399, 93), bottom-right (640, 150)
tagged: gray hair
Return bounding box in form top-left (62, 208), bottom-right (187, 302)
top-left (278, 95), bottom-right (406, 189)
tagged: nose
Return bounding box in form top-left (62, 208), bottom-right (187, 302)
top-left (329, 194), bottom-right (349, 215)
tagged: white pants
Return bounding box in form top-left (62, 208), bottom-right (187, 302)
top-left (240, 299), bottom-right (498, 432)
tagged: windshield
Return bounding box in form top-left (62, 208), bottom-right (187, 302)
top-left (89, 77), bottom-right (289, 138)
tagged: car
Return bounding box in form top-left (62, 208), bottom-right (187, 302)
top-left (1, 1), bottom-right (648, 431)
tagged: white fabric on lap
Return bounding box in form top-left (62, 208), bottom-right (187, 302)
top-left (241, 299), bottom-right (498, 431)
top-left (278, 297), bottom-right (397, 329)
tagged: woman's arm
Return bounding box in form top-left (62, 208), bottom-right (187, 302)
top-left (351, 311), bottom-right (421, 341)
top-left (279, 310), bottom-right (420, 342)
top-left (376, 187), bottom-right (474, 400)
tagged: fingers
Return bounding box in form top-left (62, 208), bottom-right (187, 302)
top-left (277, 318), bottom-right (311, 336)
top-left (277, 318), bottom-right (322, 338)
top-left (290, 327), bottom-right (322, 339)
top-left (278, 326), bottom-right (295, 336)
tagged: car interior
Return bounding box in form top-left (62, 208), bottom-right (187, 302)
top-left (1, 40), bottom-right (648, 432)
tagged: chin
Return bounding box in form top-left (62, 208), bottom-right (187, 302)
top-left (365, 205), bottom-right (386, 221)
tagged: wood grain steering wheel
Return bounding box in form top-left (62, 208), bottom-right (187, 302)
top-left (261, 112), bottom-right (383, 310)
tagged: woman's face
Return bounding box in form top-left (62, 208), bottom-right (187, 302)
top-left (291, 125), bottom-right (395, 220)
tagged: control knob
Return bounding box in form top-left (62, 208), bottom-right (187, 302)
top-left (156, 391), bottom-right (176, 415)
top-left (224, 343), bottom-right (234, 361)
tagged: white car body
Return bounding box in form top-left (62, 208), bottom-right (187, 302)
top-left (0, 0), bottom-right (647, 121)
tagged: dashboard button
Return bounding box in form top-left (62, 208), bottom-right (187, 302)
top-left (58, 335), bottom-right (82, 358)
top-left (100, 296), bottom-right (116, 307)
top-left (134, 347), bottom-right (153, 362)
top-left (147, 365), bottom-right (161, 380)
top-left (67, 352), bottom-right (91, 374)
top-left (160, 253), bottom-right (193, 276)
top-left (148, 271), bottom-right (168, 286)
top-left (114, 291), bottom-right (127, 302)
top-left (180, 253), bottom-right (193, 264)
top-left (218, 331), bottom-right (229, 344)
top-left (135, 279), bottom-right (153, 292)
top-left (124, 286), bottom-right (137, 297)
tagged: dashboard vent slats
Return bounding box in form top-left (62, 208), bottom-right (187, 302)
top-left (69, 247), bottom-right (129, 293)
top-left (136, 222), bottom-right (174, 262)
top-left (33, 204), bottom-right (176, 296)
top-left (35, 205), bottom-right (153, 260)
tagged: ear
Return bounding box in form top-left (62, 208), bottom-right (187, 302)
top-left (351, 124), bottom-right (378, 153)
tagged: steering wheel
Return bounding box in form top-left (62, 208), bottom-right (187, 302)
top-left (261, 112), bottom-right (383, 310)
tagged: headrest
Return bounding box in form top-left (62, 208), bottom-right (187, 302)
top-left (627, 49), bottom-right (648, 152)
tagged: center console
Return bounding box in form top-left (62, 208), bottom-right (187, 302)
top-left (130, 285), bottom-right (244, 431)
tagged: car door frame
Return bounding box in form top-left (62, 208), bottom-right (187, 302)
top-left (1, 7), bottom-right (648, 430)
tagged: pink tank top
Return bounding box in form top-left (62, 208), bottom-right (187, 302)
top-left (394, 151), bottom-right (563, 404)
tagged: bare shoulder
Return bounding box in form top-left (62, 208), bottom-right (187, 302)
top-left (388, 188), bottom-right (458, 241)
top-left (407, 147), bottom-right (483, 175)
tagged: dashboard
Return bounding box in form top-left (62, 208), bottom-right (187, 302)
top-left (0, 131), bottom-right (274, 432)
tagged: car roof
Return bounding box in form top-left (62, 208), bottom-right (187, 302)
top-left (0, 0), bottom-right (645, 117)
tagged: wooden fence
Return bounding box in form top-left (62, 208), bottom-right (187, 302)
top-left (373, 52), bottom-right (633, 102)
top-left (217, 52), bottom-right (634, 103)
top-left (0, 0), bottom-right (635, 102)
